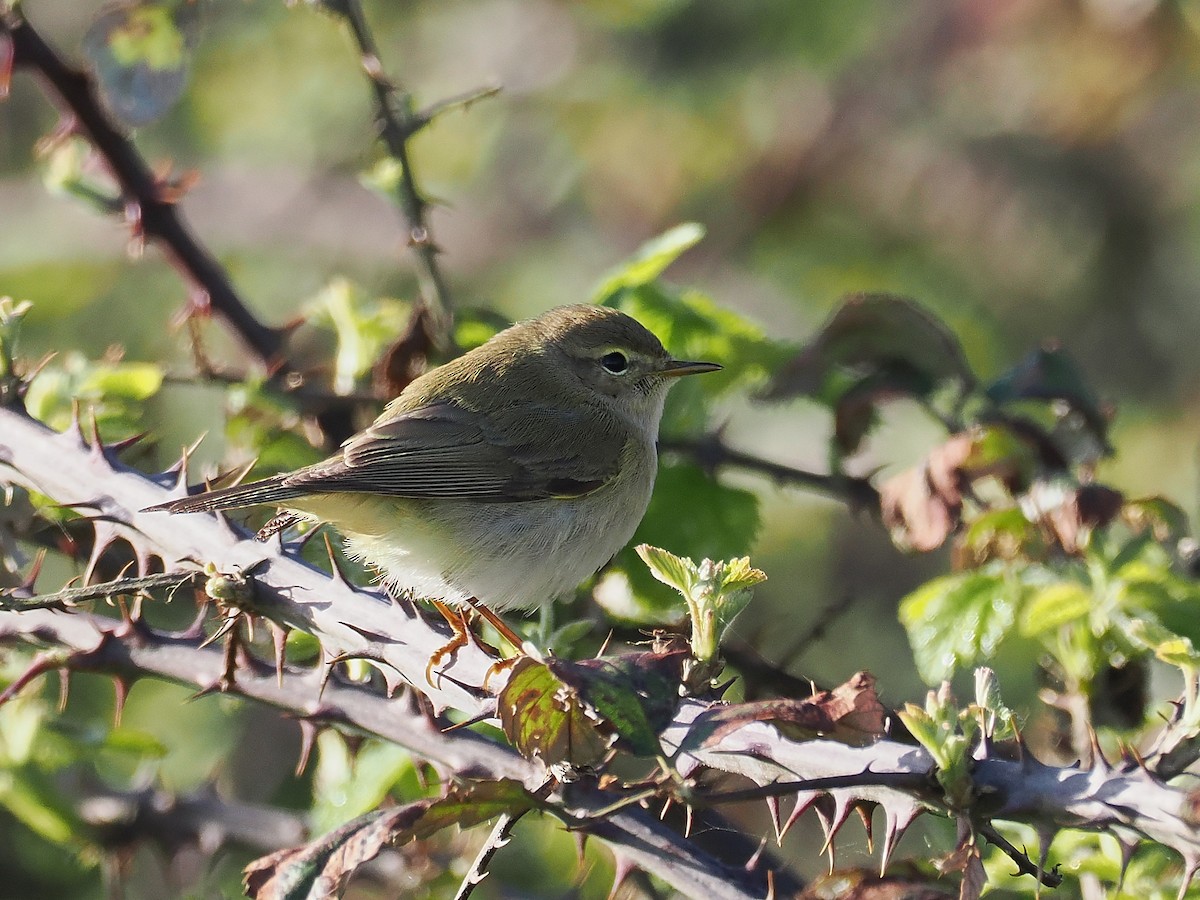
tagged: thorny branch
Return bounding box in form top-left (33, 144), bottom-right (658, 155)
top-left (3, 403), bottom-right (1200, 893)
top-left (0, 7), bottom-right (289, 374)
top-left (0, 406), bottom-right (780, 900)
top-left (326, 0), bottom-right (497, 352)
top-left (978, 823), bottom-right (1063, 889)
top-left (452, 807), bottom-right (530, 900)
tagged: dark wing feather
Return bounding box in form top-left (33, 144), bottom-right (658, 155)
top-left (282, 400), bottom-right (622, 502)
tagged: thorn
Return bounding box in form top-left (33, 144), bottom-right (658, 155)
top-left (1087, 725), bottom-right (1107, 770)
top-left (607, 854), bottom-right (635, 900)
top-left (215, 509), bottom-right (243, 541)
top-left (295, 719), bottom-right (318, 777)
top-left (1116, 836), bottom-right (1138, 891)
top-left (1179, 855), bottom-right (1199, 900)
top-left (199, 610), bottom-right (241, 649)
top-left (112, 677), bottom-right (131, 726)
top-left (765, 794), bottom-right (782, 843)
top-left (23, 352), bottom-right (58, 387)
top-left (323, 533), bottom-right (352, 585)
top-left (857, 802), bottom-right (875, 854)
top-left (440, 709), bottom-right (493, 733)
top-left (879, 801), bottom-right (921, 875)
top-left (745, 836), bottom-right (768, 871)
top-left (293, 524), bottom-right (325, 554)
top-left (131, 545), bottom-right (154, 579)
top-left (814, 796), bottom-right (846, 870)
top-left (270, 622), bottom-right (289, 687)
top-left (55, 669), bottom-right (70, 713)
top-left (338, 620), bottom-right (402, 645)
top-left (0, 652), bottom-right (65, 707)
top-left (780, 790), bottom-right (820, 841)
top-left (128, 592), bottom-right (144, 624)
top-left (1036, 825), bottom-right (1055, 894)
top-left (1125, 743), bottom-right (1148, 773)
top-left (86, 407), bottom-right (106, 460)
top-left (181, 600), bottom-right (210, 639)
top-left (658, 796), bottom-right (673, 821)
top-left (103, 431), bottom-right (148, 460)
top-left (68, 399), bottom-right (86, 445)
top-left (21, 550), bottom-right (47, 591)
top-left (573, 831), bottom-right (588, 866)
top-left (683, 803), bottom-right (694, 839)
top-left (317, 655), bottom-right (337, 701)
top-left (84, 523), bottom-right (121, 586)
top-left (595, 629), bottom-right (614, 659)
top-left (163, 432), bottom-right (208, 486)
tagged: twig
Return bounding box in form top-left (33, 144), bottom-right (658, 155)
top-left (0, 7), bottom-right (289, 373)
top-left (978, 822), bottom-right (1063, 888)
top-left (1, 571), bottom-right (200, 611)
top-left (452, 809), bottom-right (528, 900)
top-left (329, 0), bottom-right (485, 352)
top-left (79, 783), bottom-right (307, 853)
top-left (660, 434), bottom-right (881, 510)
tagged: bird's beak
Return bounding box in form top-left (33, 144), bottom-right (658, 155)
top-left (659, 359), bottom-right (722, 378)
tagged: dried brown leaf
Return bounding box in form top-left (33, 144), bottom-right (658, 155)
top-left (699, 671), bottom-right (886, 747)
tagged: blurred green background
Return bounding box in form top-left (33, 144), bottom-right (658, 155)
top-left (4, 0), bottom-right (1200, 895)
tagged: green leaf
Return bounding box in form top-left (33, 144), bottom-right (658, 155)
top-left (24, 355), bottom-right (164, 439)
top-left (77, 362), bottom-right (163, 401)
top-left (1019, 582), bottom-right (1093, 636)
top-left (1118, 565), bottom-right (1200, 649)
top-left (635, 544), bottom-right (696, 598)
top-left (1125, 619), bottom-right (1200, 669)
top-left (306, 278), bottom-right (410, 394)
top-left (498, 659), bottom-right (612, 767)
top-left (899, 569), bottom-right (1020, 684)
top-left (592, 223), bottom-right (706, 301)
top-left (959, 507), bottom-right (1044, 566)
top-left (634, 545), bottom-right (765, 665)
top-left (0, 768), bottom-right (81, 846)
top-left (312, 733), bottom-right (417, 833)
top-left (45, 721), bottom-right (168, 759)
top-left (546, 651), bottom-right (687, 757)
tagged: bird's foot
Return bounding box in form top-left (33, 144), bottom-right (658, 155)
top-left (425, 598), bottom-right (531, 691)
top-left (425, 600), bottom-right (473, 688)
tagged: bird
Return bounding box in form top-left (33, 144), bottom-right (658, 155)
top-left (149, 304), bottom-right (720, 614)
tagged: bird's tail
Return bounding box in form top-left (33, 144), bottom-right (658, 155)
top-left (144, 475), bottom-right (308, 514)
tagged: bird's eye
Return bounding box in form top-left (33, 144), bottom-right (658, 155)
top-left (600, 351), bottom-right (629, 375)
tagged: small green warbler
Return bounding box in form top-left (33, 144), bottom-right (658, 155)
top-left (151, 304), bottom-right (719, 611)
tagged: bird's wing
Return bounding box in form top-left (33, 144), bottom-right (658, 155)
top-left (284, 401), bottom-right (623, 502)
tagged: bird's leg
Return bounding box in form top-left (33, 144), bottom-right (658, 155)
top-left (463, 599), bottom-right (531, 691)
top-left (465, 598), bottom-right (526, 655)
top-left (425, 601), bottom-right (473, 687)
